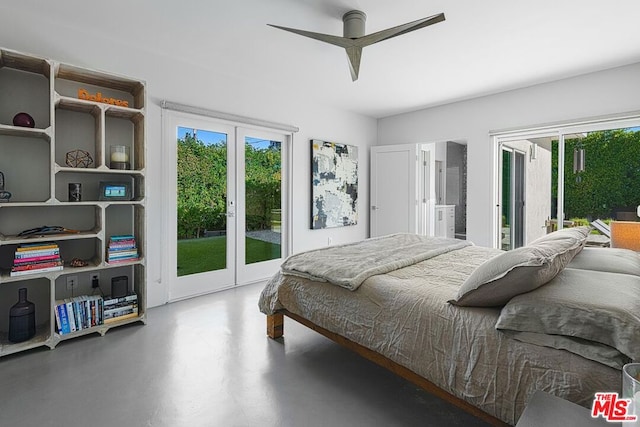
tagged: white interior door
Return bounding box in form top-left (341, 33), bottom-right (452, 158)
top-left (163, 111), bottom-right (289, 301)
top-left (370, 144), bottom-right (418, 237)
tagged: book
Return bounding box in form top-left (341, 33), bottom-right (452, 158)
top-left (13, 254), bottom-right (61, 264)
top-left (14, 249), bottom-right (60, 258)
top-left (108, 250), bottom-right (138, 258)
top-left (12, 261), bottom-right (63, 271)
top-left (54, 302), bottom-right (62, 332)
top-left (104, 304), bottom-right (138, 316)
top-left (109, 239), bottom-right (136, 245)
top-left (10, 265), bottom-right (63, 276)
top-left (104, 312), bottom-right (139, 324)
top-left (55, 302), bottom-right (71, 335)
top-left (65, 300), bottom-right (77, 332)
top-left (16, 243), bottom-right (58, 252)
top-left (110, 235), bottom-right (135, 241)
top-left (104, 309), bottom-right (137, 320)
top-left (74, 299), bottom-right (84, 330)
top-left (109, 246), bottom-right (136, 252)
top-left (103, 294), bottom-right (137, 306)
top-left (106, 258), bottom-right (140, 264)
top-left (104, 301), bottom-right (138, 312)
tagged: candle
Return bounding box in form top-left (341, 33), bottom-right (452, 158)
top-left (110, 145), bottom-right (130, 169)
top-left (111, 151), bottom-right (129, 162)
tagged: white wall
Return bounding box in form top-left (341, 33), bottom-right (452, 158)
top-left (378, 62), bottom-right (640, 247)
top-left (0, 14), bottom-right (376, 307)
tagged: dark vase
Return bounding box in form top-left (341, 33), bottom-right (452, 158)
top-left (8, 288), bottom-right (36, 343)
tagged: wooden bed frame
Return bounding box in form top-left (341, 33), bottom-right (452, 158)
top-left (267, 311), bottom-right (510, 427)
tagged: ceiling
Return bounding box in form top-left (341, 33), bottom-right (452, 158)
top-left (5, 1), bottom-right (640, 118)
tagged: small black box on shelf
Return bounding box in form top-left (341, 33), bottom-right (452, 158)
top-left (111, 276), bottom-right (128, 298)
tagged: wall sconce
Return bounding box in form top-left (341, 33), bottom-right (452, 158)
top-left (610, 221), bottom-right (640, 251)
top-left (529, 143), bottom-right (538, 161)
top-left (573, 146), bottom-right (585, 173)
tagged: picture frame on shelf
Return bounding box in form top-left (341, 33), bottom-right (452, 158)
top-left (98, 181), bottom-right (132, 201)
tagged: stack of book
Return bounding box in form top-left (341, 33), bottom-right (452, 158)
top-left (107, 235), bottom-right (138, 263)
top-left (54, 295), bottom-right (103, 335)
top-left (11, 242), bottom-right (63, 277)
top-left (103, 293), bottom-right (138, 324)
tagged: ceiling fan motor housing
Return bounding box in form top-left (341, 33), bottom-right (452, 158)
top-left (343, 10), bottom-right (366, 39)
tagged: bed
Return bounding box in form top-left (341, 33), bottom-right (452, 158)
top-left (259, 228), bottom-right (640, 426)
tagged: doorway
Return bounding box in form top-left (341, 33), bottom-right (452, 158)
top-left (163, 111), bottom-right (290, 301)
top-left (500, 146), bottom-right (525, 250)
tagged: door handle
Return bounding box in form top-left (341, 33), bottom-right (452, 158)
top-left (371, 206), bottom-right (379, 210)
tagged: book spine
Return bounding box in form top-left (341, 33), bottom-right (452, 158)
top-left (104, 312), bottom-right (139, 324)
top-left (57, 303), bottom-right (71, 334)
top-left (14, 249), bottom-right (60, 258)
top-left (104, 304), bottom-right (138, 315)
top-left (65, 301), bottom-right (77, 332)
top-left (109, 248), bottom-right (136, 252)
top-left (106, 258), bottom-right (139, 264)
top-left (103, 302), bottom-right (138, 312)
top-left (109, 240), bottom-right (136, 246)
top-left (54, 302), bottom-right (62, 332)
top-left (12, 261), bottom-right (63, 271)
top-left (107, 250), bottom-right (138, 257)
top-left (98, 298), bottom-right (104, 325)
top-left (75, 300), bottom-right (85, 330)
top-left (104, 308), bottom-right (138, 320)
top-left (90, 298), bottom-right (97, 327)
top-left (16, 243), bottom-right (58, 251)
top-left (9, 265), bottom-right (63, 276)
top-left (103, 294), bottom-right (138, 306)
top-left (109, 235), bottom-right (135, 241)
top-left (13, 254), bottom-right (61, 264)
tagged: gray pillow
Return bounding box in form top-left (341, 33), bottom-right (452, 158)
top-left (568, 247), bottom-right (640, 276)
top-left (496, 268), bottom-right (640, 362)
top-left (529, 225), bottom-right (591, 244)
top-left (500, 330), bottom-right (631, 370)
top-left (449, 232), bottom-right (586, 307)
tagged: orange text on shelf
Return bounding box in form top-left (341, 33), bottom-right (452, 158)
top-left (77, 89), bottom-right (129, 108)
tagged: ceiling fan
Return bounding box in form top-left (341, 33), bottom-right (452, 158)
top-left (268, 10), bottom-right (445, 81)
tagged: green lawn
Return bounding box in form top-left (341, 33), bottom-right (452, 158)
top-left (177, 236), bottom-right (281, 276)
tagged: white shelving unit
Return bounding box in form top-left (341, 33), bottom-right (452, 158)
top-left (0, 47), bottom-right (146, 357)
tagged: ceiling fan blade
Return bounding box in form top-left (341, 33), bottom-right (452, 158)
top-left (355, 12), bottom-right (445, 47)
top-left (345, 46), bottom-right (363, 81)
top-left (267, 24), bottom-right (353, 48)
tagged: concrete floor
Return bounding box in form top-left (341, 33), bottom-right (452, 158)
top-left (0, 283), bottom-right (492, 427)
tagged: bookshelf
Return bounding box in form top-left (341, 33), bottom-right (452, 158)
top-left (0, 47), bottom-right (146, 357)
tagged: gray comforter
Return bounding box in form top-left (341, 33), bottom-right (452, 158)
top-left (280, 233), bottom-right (471, 290)
top-left (259, 242), bottom-right (620, 425)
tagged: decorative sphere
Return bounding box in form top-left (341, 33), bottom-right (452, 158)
top-left (12, 112), bottom-right (35, 128)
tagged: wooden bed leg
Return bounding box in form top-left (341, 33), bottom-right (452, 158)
top-left (266, 313), bottom-right (284, 339)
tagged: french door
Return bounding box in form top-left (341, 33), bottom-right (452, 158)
top-left (163, 111), bottom-right (289, 301)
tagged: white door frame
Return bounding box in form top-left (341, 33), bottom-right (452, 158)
top-left (236, 127), bottom-right (290, 286)
top-left (491, 113), bottom-right (640, 248)
top-left (162, 110), bottom-right (292, 302)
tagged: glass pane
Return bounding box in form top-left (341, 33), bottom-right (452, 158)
top-left (561, 127), bottom-right (640, 241)
top-left (245, 137), bottom-right (282, 264)
top-left (501, 149), bottom-right (512, 250)
top-left (176, 127), bottom-right (228, 276)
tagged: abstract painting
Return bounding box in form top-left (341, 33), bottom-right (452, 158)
top-left (311, 139), bottom-right (358, 229)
